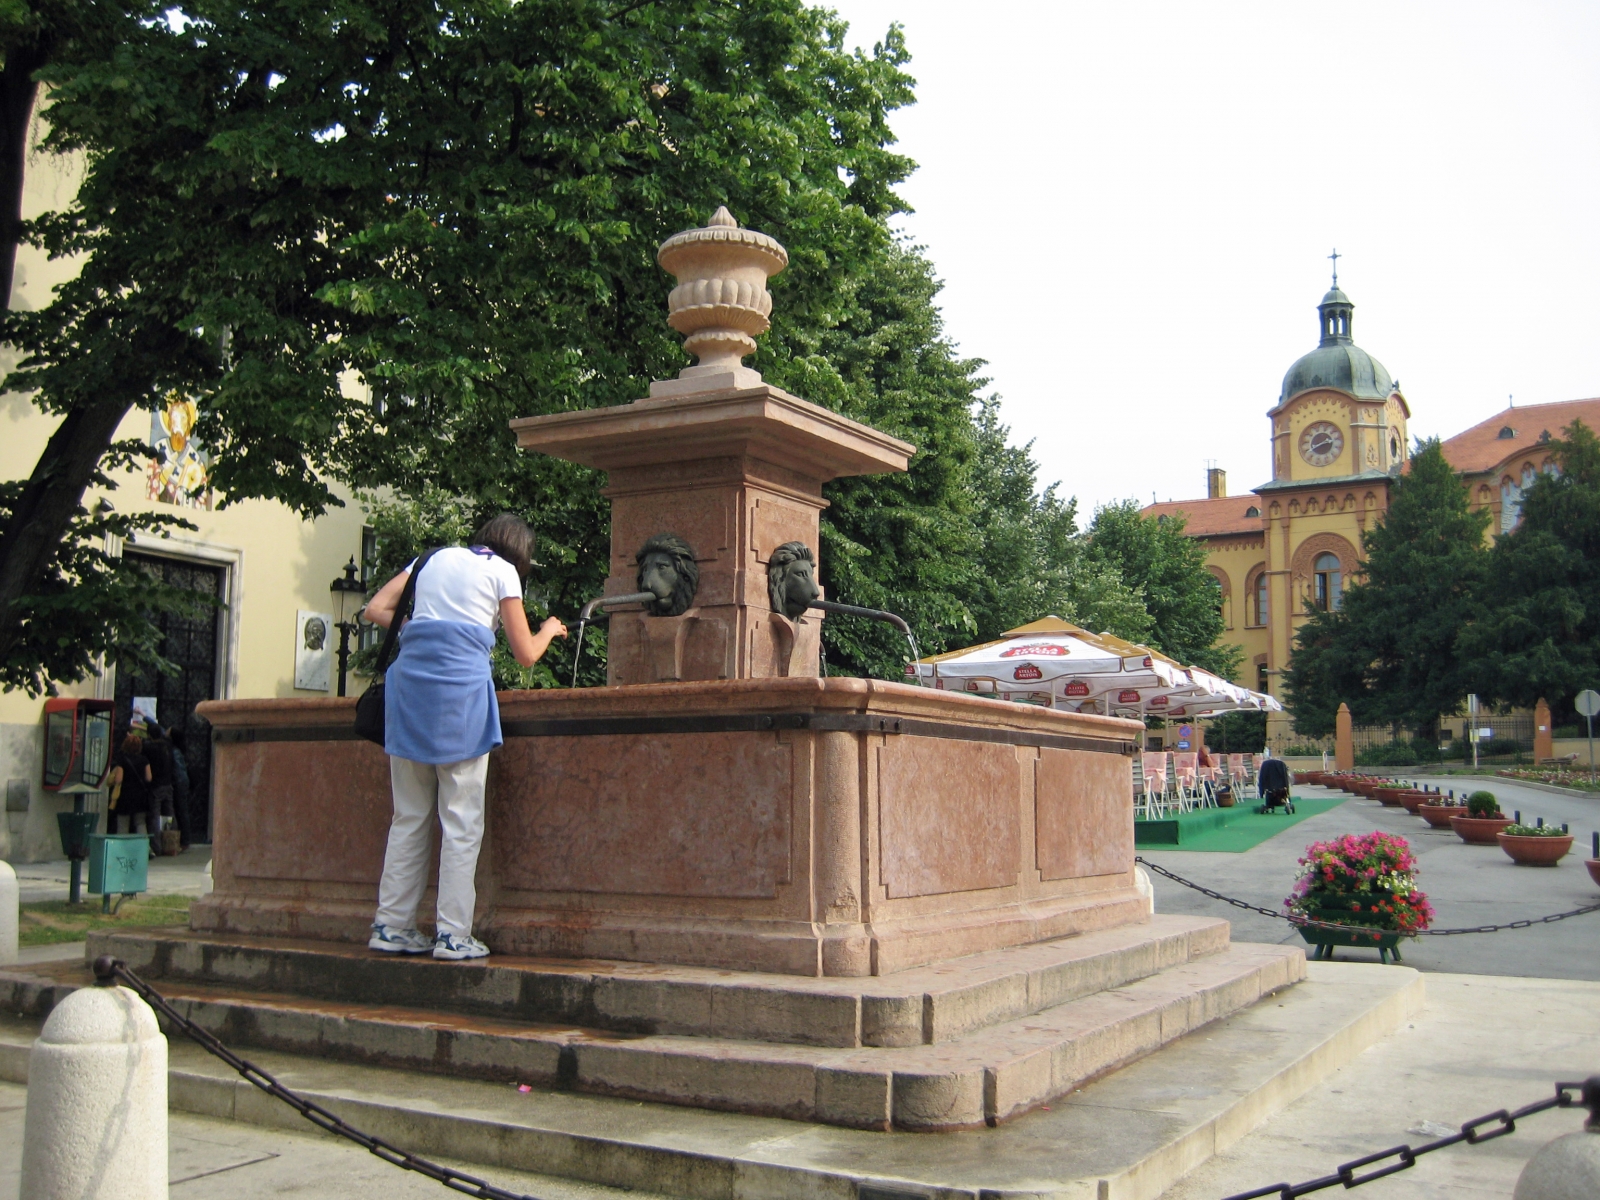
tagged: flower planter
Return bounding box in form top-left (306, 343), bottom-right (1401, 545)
top-left (1497, 833), bottom-right (1573, 866)
top-left (1293, 772), bottom-right (1311, 785)
top-left (1294, 896), bottom-right (1408, 964)
top-left (1587, 859), bottom-right (1600, 889)
top-left (1450, 814), bottom-right (1514, 845)
top-left (1374, 786), bottom-right (1410, 807)
top-left (1398, 791), bottom-right (1432, 814)
top-left (1418, 804), bottom-right (1465, 829)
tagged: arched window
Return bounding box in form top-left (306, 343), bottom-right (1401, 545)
top-left (1313, 553), bottom-right (1342, 611)
top-left (1253, 571), bottom-right (1269, 626)
top-left (1244, 505), bottom-right (1260, 518)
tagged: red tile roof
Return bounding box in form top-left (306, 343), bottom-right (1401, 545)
top-left (1139, 496), bottom-right (1263, 537)
top-left (1439, 398), bottom-right (1600, 475)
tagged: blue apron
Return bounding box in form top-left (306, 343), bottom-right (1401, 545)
top-left (384, 619), bottom-right (502, 764)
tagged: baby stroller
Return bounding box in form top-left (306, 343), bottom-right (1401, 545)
top-left (1255, 754), bottom-right (1295, 814)
top-left (1258, 785), bottom-right (1295, 815)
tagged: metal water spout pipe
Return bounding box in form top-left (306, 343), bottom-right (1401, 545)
top-left (807, 599), bottom-right (926, 686)
top-left (569, 592), bottom-right (659, 687)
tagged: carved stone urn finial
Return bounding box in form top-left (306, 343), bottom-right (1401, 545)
top-left (653, 207), bottom-right (788, 394)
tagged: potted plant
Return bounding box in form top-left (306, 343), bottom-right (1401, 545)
top-left (1284, 831), bottom-right (1433, 965)
top-left (1374, 783), bottom-right (1410, 807)
top-left (1497, 823), bottom-right (1575, 866)
top-left (1397, 789), bottom-right (1432, 814)
top-left (1449, 791), bottom-right (1515, 845)
top-left (1588, 832), bottom-right (1600, 890)
top-left (1417, 794), bottom-right (1466, 829)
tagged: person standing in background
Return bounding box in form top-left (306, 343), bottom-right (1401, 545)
top-left (112, 733), bottom-right (155, 836)
top-left (168, 728), bottom-right (193, 851)
top-left (144, 723), bottom-right (176, 854)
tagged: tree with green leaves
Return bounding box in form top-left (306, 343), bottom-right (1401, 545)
top-left (1, 1), bottom-right (1162, 696)
top-left (1283, 439), bottom-right (1491, 737)
top-left (0, 0), bottom-right (918, 693)
top-left (1084, 501), bottom-right (1239, 678)
top-left (1457, 420), bottom-right (1600, 719)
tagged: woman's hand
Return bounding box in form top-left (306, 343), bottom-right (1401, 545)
top-left (502, 600), bottom-right (567, 668)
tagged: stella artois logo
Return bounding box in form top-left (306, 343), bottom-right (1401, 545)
top-left (1000, 643), bottom-right (1069, 657)
top-left (1117, 689), bottom-right (1141, 704)
top-left (1013, 663), bottom-right (1044, 681)
top-left (1064, 680), bottom-right (1091, 697)
top-left (1149, 695), bottom-right (1169, 708)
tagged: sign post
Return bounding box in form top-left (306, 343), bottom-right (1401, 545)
top-left (1467, 693), bottom-right (1480, 771)
top-left (1575, 689), bottom-right (1600, 784)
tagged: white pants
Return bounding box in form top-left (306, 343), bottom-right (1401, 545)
top-left (374, 754), bottom-right (488, 938)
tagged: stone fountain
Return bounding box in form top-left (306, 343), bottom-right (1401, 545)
top-left (70, 209), bottom-right (1304, 1136)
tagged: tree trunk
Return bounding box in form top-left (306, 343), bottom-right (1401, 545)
top-left (0, 396), bottom-right (132, 661)
top-left (0, 47), bottom-right (46, 309)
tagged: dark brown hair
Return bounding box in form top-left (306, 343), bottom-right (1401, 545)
top-left (473, 513), bottom-right (536, 582)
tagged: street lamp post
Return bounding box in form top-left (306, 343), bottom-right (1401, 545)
top-left (329, 557), bottom-right (366, 698)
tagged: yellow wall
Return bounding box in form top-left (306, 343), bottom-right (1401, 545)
top-left (2, 139), bottom-right (370, 861)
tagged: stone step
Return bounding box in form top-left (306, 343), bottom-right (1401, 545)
top-left (7, 940), bottom-right (1303, 1131)
top-left (0, 961), bottom-right (1425, 1200)
top-left (86, 913), bottom-right (1232, 1049)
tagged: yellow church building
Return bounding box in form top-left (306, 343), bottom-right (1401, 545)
top-left (1145, 274), bottom-right (1600, 742)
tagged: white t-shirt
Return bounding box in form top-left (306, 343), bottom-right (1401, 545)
top-left (406, 546), bottom-right (523, 630)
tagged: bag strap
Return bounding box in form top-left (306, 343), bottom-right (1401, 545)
top-left (373, 548), bottom-right (442, 674)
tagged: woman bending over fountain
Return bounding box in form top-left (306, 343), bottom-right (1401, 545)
top-left (361, 514), bottom-right (567, 960)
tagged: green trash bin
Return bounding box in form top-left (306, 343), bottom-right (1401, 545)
top-left (88, 833), bottom-right (149, 902)
top-left (56, 810), bottom-right (100, 860)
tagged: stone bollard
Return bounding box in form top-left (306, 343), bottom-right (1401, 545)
top-left (0, 859), bottom-right (17, 965)
top-left (1134, 863), bottom-right (1155, 914)
top-left (1514, 1078), bottom-right (1600, 1200)
top-left (18, 973), bottom-right (169, 1199)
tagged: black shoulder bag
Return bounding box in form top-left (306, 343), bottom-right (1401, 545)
top-left (354, 549), bottom-right (440, 745)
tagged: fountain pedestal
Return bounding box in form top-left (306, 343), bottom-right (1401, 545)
top-left (511, 381), bottom-right (911, 685)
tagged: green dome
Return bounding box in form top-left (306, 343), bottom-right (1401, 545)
top-left (1279, 281), bottom-right (1393, 402)
top-left (1281, 343), bottom-right (1393, 402)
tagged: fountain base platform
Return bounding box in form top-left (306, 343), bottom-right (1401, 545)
top-left (77, 914), bottom-right (1303, 1131)
top-left (194, 678), bottom-right (1146, 977)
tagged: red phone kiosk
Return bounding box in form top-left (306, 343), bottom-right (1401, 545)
top-left (43, 698), bottom-right (115, 904)
top-left (43, 698), bottom-right (115, 793)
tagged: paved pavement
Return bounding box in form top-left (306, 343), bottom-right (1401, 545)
top-left (10, 845), bottom-right (212, 904)
top-left (1142, 780), bottom-right (1600, 980)
top-left (0, 1079), bottom-right (643, 1200)
top-left (1158, 971), bottom-right (1600, 1199)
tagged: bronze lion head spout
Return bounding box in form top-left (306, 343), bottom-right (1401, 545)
top-left (635, 533), bottom-right (699, 616)
top-left (767, 541), bottom-right (820, 620)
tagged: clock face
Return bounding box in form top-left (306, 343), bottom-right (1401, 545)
top-left (1299, 421), bottom-right (1344, 467)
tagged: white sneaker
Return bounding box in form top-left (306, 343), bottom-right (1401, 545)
top-left (368, 924), bottom-right (432, 954)
top-left (433, 932), bottom-right (490, 960)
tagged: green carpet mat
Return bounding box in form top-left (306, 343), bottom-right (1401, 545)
top-left (1134, 796), bottom-right (1350, 852)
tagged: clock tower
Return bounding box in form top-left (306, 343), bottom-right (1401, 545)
top-left (1252, 265), bottom-right (1409, 737)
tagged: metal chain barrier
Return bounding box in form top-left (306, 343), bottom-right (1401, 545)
top-left (1135, 856), bottom-right (1600, 936)
top-left (94, 956), bottom-right (547, 1200)
top-left (1221, 1077), bottom-right (1600, 1199)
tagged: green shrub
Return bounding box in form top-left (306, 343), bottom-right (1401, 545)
top-left (1552, 725), bottom-right (1581, 739)
top-left (1282, 743), bottom-right (1328, 756)
top-left (1479, 737), bottom-right (1524, 757)
top-left (1466, 791), bottom-right (1502, 817)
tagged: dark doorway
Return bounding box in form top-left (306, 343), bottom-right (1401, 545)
top-left (115, 553), bottom-right (226, 842)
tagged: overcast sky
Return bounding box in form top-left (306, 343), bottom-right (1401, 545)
top-left (822, 1), bottom-right (1600, 514)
